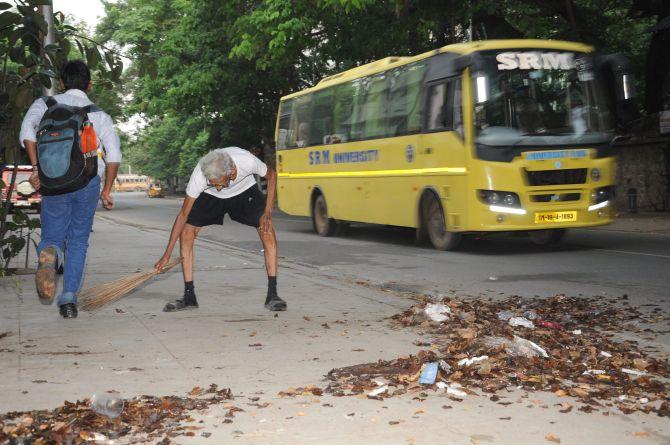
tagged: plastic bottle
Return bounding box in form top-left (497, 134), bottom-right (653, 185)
top-left (81, 121), bottom-right (97, 154)
top-left (90, 391), bottom-right (124, 418)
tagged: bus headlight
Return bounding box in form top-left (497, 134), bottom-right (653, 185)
top-left (588, 186), bottom-right (614, 211)
top-left (479, 190), bottom-right (522, 209)
top-left (590, 186), bottom-right (614, 204)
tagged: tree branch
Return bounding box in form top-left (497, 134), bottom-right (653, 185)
top-left (70, 33), bottom-right (138, 60)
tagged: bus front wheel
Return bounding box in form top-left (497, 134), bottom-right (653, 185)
top-left (312, 194), bottom-right (337, 237)
top-left (528, 229), bottom-right (566, 246)
top-left (422, 193), bottom-right (461, 251)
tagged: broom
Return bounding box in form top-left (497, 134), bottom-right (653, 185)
top-left (79, 258), bottom-right (182, 311)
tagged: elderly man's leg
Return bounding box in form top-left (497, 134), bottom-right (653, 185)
top-left (164, 224), bottom-right (200, 312)
top-left (258, 226), bottom-right (286, 311)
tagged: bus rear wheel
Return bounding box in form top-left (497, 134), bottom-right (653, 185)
top-left (422, 193), bottom-right (461, 251)
top-left (528, 229), bottom-right (566, 246)
top-left (312, 194), bottom-right (337, 237)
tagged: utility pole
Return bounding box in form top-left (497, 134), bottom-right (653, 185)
top-left (40, 3), bottom-right (57, 96)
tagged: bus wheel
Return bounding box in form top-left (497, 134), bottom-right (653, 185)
top-left (528, 229), bottom-right (566, 246)
top-left (423, 193), bottom-right (461, 251)
top-left (312, 194), bottom-right (337, 237)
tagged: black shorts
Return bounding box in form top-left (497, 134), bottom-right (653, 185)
top-left (186, 186), bottom-right (266, 228)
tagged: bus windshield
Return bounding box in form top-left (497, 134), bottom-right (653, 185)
top-left (474, 51), bottom-right (615, 148)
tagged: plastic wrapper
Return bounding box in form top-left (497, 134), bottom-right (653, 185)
top-left (424, 303), bottom-right (450, 323)
top-left (508, 317), bottom-right (535, 329)
top-left (483, 335), bottom-right (549, 358)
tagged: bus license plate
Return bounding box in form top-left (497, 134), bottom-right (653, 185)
top-left (534, 211), bottom-right (577, 224)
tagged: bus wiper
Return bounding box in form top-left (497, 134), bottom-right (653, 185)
top-left (520, 131), bottom-right (567, 136)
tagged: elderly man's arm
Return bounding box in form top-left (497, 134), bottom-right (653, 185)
top-left (155, 196), bottom-right (196, 271)
top-left (259, 167), bottom-right (277, 233)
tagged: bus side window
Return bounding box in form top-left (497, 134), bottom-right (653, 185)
top-left (310, 88), bottom-right (334, 146)
top-left (277, 99), bottom-right (293, 150)
top-left (290, 95), bottom-right (312, 148)
top-left (426, 78), bottom-right (463, 138)
top-left (427, 83), bottom-right (448, 130)
top-left (333, 79), bottom-right (361, 143)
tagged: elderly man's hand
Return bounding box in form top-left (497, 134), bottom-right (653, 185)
top-left (154, 254), bottom-right (171, 272)
top-left (259, 211), bottom-right (273, 234)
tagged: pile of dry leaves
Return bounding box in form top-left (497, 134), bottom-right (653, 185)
top-left (0, 384), bottom-right (233, 444)
top-left (325, 294), bottom-right (670, 416)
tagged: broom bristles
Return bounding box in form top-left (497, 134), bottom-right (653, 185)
top-left (79, 258), bottom-right (182, 311)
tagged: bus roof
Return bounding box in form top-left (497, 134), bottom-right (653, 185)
top-left (281, 39), bottom-right (594, 101)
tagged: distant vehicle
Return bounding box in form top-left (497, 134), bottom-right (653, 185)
top-left (147, 183), bottom-right (165, 198)
top-left (114, 174), bottom-right (150, 192)
top-left (276, 39), bottom-right (634, 250)
top-left (1, 165), bottom-right (42, 213)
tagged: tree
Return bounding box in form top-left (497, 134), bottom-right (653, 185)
top-left (0, 0), bottom-right (124, 273)
top-left (97, 0), bottom-right (666, 181)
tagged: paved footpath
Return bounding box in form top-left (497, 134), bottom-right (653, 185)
top-left (1, 216), bottom-right (669, 444)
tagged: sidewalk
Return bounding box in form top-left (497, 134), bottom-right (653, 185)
top-left (1, 217), bottom-right (669, 444)
top-left (601, 212), bottom-right (670, 234)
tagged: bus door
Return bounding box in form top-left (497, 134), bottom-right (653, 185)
top-left (418, 75), bottom-right (468, 230)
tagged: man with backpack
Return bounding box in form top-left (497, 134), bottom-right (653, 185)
top-left (19, 60), bottom-right (121, 319)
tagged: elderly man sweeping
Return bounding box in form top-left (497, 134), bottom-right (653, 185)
top-left (154, 147), bottom-right (286, 312)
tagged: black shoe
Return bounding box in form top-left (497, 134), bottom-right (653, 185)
top-left (59, 303), bottom-right (78, 319)
top-left (264, 295), bottom-right (287, 311)
top-left (163, 294), bottom-right (199, 312)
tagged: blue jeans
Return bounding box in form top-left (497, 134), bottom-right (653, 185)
top-left (38, 175), bottom-right (100, 306)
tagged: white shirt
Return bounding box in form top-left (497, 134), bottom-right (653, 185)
top-left (186, 147), bottom-right (268, 199)
top-left (19, 89), bottom-right (122, 177)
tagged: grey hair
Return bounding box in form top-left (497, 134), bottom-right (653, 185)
top-left (200, 150), bottom-right (235, 180)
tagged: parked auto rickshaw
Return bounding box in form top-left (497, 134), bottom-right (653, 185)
top-left (147, 183), bottom-right (165, 198)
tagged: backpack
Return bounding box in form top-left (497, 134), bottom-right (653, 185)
top-left (36, 97), bottom-right (99, 195)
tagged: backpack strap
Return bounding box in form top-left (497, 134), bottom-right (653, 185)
top-left (82, 104), bottom-right (101, 114)
top-left (41, 96), bottom-right (57, 108)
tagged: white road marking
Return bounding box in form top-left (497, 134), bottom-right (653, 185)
top-left (594, 248), bottom-right (670, 259)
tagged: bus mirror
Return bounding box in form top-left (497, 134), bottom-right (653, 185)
top-left (597, 53), bottom-right (638, 128)
top-left (597, 54), bottom-right (635, 101)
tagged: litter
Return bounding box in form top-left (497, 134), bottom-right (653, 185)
top-left (90, 391), bottom-right (124, 418)
top-left (483, 336), bottom-right (548, 358)
top-left (424, 303), bottom-right (450, 323)
top-left (419, 362), bottom-right (438, 384)
top-left (438, 359), bottom-right (452, 374)
top-left (536, 320), bottom-right (564, 330)
top-left (508, 317), bottom-right (535, 329)
top-left (522, 310), bottom-right (539, 320)
top-left (457, 356), bottom-right (489, 367)
top-left (367, 385), bottom-right (389, 397)
top-left (583, 369), bottom-right (606, 375)
top-left (572, 329), bottom-right (582, 335)
top-left (600, 351), bottom-right (612, 358)
top-left (496, 310), bottom-right (515, 321)
top-left (446, 384), bottom-right (467, 399)
top-left (621, 368), bottom-right (647, 377)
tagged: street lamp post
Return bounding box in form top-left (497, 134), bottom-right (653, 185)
top-left (40, 4), bottom-right (57, 96)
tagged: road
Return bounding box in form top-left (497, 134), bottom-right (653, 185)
top-left (104, 192), bottom-right (670, 307)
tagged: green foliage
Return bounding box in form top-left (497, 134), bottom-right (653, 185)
top-left (97, 0), bottom-right (666, 180)
top-left (0, 1), bottom-right (122, 272)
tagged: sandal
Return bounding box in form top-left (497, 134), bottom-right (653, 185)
top-left (163, 298), bottom-right (199, 312)
top-left (265, 296), bottom-right (287, 311)
top-left (35, 247), bottom-right (57, 305)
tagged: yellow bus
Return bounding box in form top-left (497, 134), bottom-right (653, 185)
top-left (114, 174), bottom-right (150, 192)
top-left (275, 39), bottom-right (634, 249)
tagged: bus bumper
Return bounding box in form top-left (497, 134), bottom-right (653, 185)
top-left (465, 200), bottom-right (614, 232)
